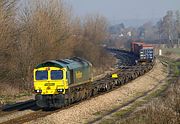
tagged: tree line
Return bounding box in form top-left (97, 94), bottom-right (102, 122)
top-left (108, 10), bottom-right (180, 48)
top-left (157, 10), bottom-right (180, 47)
top-left (137, 10), bottom-right (180, 47)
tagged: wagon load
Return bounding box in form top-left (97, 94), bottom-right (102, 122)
top-left (131, 42), bottom-right (154, 63)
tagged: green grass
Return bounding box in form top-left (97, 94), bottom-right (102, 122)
top-left (99, 119), bottom-right (115, 124)
top-left (159, 56), bottom-right (180, 76)
top-left (93, 111), bottom-right (103, 116)
top-left (170, 62), bottom-right (180, 76)
top-left (162, 48), bottom-right (180, 55)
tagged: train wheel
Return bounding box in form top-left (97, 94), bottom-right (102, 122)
top-left (91, 89), bottom-right (97, 96)
top-left (65, 99), bottom-right (69, 106)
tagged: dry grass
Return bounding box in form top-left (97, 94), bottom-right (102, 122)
top-left (0, 83), bottom-right (20, 96)
top-left (117, 78), bottom-right (180, 124)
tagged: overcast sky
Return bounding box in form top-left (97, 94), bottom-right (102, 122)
top-left (67, 0), bottom-right (180, 26)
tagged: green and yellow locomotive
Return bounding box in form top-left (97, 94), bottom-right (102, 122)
top-left (33, 57), bottom-right (92, 108)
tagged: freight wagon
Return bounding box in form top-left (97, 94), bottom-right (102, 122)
top-left (131, 42), bottom-right (154, 63)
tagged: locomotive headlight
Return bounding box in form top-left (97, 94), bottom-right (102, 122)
top-left (57, 89), bottom-right (64, 93)
top-left (34, 89), bottom-right (42, 93)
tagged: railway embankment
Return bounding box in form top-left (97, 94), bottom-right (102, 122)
top-left (96, 58), bottom-right (180, 124)
top-left (25, 59), bottom-right (168, 124)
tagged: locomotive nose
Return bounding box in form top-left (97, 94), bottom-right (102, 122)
top-left (47, 86), bottom-right (51, 90)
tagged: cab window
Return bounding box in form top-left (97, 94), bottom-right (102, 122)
top-left (36, 70), bottom-right (48, 80)
top-left (51, 70), bottom-right (63, 80)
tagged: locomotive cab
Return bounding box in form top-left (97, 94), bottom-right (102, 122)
top-left (34, 67), bottom-right (68, 95)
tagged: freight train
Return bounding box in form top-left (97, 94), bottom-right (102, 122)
top-left (131, 42), bottom-right (154, 63)
top-left (33, 43), bottom-right (154, 108)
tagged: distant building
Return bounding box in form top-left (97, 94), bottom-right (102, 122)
top-left (127, 32), bottom-right (132, 37)
top-left (119, 33), bottom-right (124, 37)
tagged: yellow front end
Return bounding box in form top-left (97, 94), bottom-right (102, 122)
top-left (34, 67), bottom-right (68, 95)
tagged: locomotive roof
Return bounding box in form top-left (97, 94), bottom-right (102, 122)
top-left (35, 57), bottom-right (92, 70)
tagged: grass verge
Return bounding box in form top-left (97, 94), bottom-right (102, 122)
top-left (99, 58), bottom-right (179, 124)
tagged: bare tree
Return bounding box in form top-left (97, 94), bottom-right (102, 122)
top-left (0, 0), bottom-right (18, 81)
top-left (162, 11), bottom-right (175, 47)
top-left (73, 14), bottom-right (115, 71)
top-left (175, 10), bottom-right (180, 47)
top-left (83, 14), bottom-right (108, 45)
top-left (15, 0), bottom-right (73, 89)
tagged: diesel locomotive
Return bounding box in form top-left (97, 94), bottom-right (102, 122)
top-left (34, 57), bottom-right (92, 108)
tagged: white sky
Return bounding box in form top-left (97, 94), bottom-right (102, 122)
top-left (67, 0), bottom-right (180, 26)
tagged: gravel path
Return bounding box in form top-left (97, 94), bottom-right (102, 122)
top-left (26, 60), bottom-right (167, 124)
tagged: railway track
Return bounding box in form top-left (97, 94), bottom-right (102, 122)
top-left (1, 87), bottom-right (128, 124)
top-left (1, 99), bottom-right (35, 110)
top-left (0, 100), bottom-right (39, 124)
top-left (0, 49), bottom-right (154, 124)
